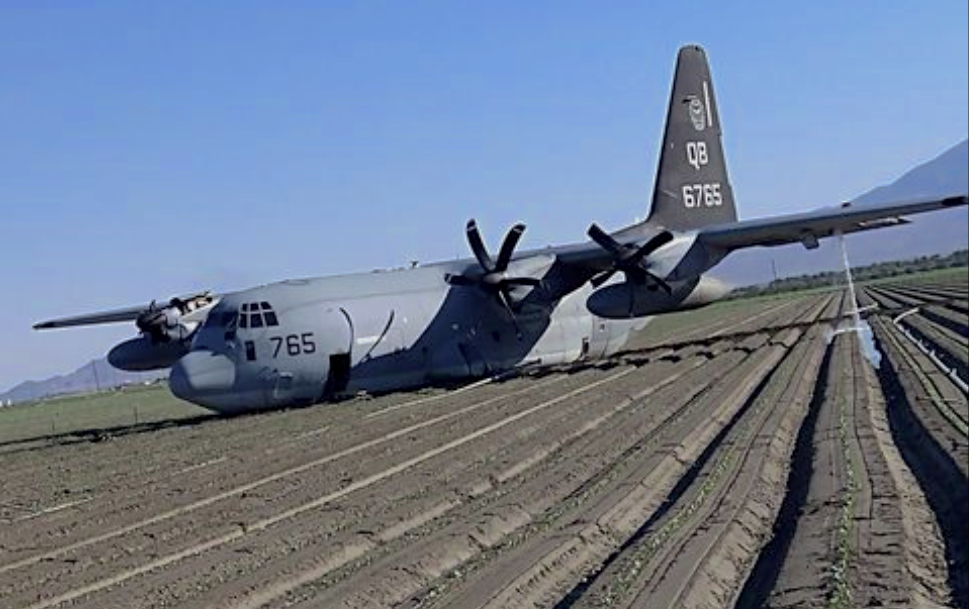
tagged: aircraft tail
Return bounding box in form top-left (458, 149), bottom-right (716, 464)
top-left (646, 45), bottom-right (737, 231)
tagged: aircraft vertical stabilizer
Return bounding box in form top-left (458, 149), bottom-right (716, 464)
top-left (647, 45), bottom-right (737, 231)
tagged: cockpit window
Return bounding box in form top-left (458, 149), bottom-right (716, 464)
top-left (237, 301), bottom-right (279, 329)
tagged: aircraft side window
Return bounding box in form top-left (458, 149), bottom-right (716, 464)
top-left (239, 314), bottom-right (248, 329)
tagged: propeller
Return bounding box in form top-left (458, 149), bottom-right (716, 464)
top-left (587, 224), bottom-right (675, 293)
top-left (135, 301), bottom-right (184, 344)
top-left (135, 294), bottom-right (210, 344)
top-left (446, 220), bottom-right (544, 333)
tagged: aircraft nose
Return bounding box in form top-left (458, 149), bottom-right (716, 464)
top-left (169, 350), bottom-right (236, 401)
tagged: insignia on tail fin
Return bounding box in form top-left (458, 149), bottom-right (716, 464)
top-left (647, 45), bottom-right (737, 231)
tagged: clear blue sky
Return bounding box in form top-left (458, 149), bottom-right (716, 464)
top-left (1, 1), bottom-right (967, 392)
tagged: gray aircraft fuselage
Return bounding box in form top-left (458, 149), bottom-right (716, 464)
top-left (175, 245), bottom-right (725, 413)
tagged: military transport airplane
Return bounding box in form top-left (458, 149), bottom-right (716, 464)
top-left (35, 45), bottom-right (968, 414)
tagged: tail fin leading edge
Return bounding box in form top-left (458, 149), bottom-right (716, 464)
top-left (647, 45), bottom-right (737, 231)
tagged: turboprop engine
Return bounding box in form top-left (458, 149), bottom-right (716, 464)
top-left (586, 275), bottom-right (730, 319)
top-left (107, 294), bottom-right (214, 371)
top-left (108, 336), bottom-right (190, 371)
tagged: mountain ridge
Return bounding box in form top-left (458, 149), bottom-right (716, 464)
top-left (0, 358), bottom-right (165, 405)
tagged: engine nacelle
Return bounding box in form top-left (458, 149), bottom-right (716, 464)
top-left (586, 275), bottom-right (730, 319)
top-left (108, 335), bottom-right (190, 371)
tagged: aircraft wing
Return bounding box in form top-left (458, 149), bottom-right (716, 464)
top-left (697, 194), bottom-right (967, 251)
top-left (34, 304), bottom-right (151, 330)
top-left (34, 292), bottom-right (218, 330)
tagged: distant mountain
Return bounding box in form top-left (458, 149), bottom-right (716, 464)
top-left (854, 139), bottom-right (968, 204)
top-left (0, 359), bottom-right (166, 405)
top-left (717, 139), bottom-right (969, 286)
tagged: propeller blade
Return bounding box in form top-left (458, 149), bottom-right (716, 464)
top-left (136, 301), bottom-right (164, 334)
top-left (645, 272), bottom-right (673, 294)
top-left (624, 266), bottom-right (648, 285)
top-left (495, 223), bottom-right (526, 272)
top-left (587, 223), bottom-right (625, 256)
top-left (631, 230), bottom-right (675, 260)
top-left (465, 220), bottom-right (495, 273)
top-left (497, 289), bottom-right (523, 338)
top-left (451, 220), bottom-right (542, 323)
